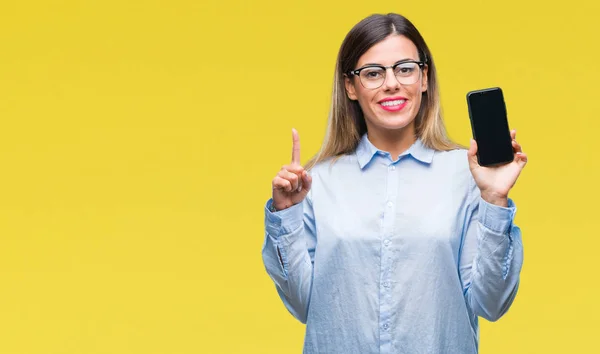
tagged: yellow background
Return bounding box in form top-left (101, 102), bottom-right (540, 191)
top-left (0, 0), bottom-right (598, 353)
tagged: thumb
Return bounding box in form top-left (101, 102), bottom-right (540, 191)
top-left (467, 139), bottom-right (479, 168)
top-left (299, 171), bottom-right (312, 197)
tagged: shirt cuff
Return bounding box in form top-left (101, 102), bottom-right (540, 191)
top-left (264, 199), bottom-right (304, 238)
top-left (478, 197), bottom-right (517, 234)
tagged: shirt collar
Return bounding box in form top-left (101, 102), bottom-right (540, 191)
top-left (356, 134), bottom-right (435, 169)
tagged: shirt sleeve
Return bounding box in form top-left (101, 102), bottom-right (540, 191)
top-left (261, 189), bottom-right (317, 324)
top-left (458, 176), bottom-right (524, 322)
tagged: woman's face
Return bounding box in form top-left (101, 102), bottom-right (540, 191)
top-left (345, 34), bottom-right (428, 136)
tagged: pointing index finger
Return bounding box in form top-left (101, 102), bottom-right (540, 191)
top-left (291, 128), bottom-right (301, 165)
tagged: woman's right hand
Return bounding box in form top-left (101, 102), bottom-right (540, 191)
top-left (271, 129), bottom-right (313, 211)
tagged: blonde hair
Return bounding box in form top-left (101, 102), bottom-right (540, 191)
top-left (305, 13), bottom-right (460, 170)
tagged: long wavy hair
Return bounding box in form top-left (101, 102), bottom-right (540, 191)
top-left (305, 13), bottom-right (460, 170)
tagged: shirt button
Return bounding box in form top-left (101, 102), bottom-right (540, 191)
top-left (386, 201), bottom-right (393, 208)
top-left (383, 323), bottom-right (389, 330)
top-left (383, 239), bottom-right (391, 246)
top-left (383, 282), bottom-right (390, 288)
top-left (389, 165), bottom-right (395, 171)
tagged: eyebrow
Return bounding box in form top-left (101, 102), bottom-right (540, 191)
top-left (360, 58), bottom-right (418, 67)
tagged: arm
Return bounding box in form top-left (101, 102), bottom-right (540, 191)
top-left (261, 191), bottom-right (316, 324)
top-left (459, 177), bottom-right (524, 322)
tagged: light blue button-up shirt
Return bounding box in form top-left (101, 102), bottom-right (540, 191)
top-left (262, 134), bottom-right (523, 354)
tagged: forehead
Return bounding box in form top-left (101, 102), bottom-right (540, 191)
top-left (357, 35), bottom-right (419, 66)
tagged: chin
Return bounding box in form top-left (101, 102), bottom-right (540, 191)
top-left (379, 115), bottom-right (415, 131)
top-left (385, 123), bottom-right (413, 132)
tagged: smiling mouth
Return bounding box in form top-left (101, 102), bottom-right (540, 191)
top-left (379, 99), bottom-right (408, 111)
top-left (380, 99), bottom-right (406, 107)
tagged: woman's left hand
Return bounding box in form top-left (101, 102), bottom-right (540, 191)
top-left (467, 129), bottom-right (528, 207)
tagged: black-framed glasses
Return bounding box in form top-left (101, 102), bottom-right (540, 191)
top-left (347, 60), bottom-right (426, 89)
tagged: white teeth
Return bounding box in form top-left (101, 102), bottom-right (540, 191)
top-left (380, 99), bottom-right (406, 107)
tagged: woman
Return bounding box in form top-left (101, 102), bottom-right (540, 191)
top-left (262, 13), bottom-right (527, 354)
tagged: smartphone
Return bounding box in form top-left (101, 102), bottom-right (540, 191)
top-left (466, 87), bottom-right (514, 167)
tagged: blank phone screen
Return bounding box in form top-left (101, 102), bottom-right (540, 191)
top-left (467, 88), bottom-right (514, 166)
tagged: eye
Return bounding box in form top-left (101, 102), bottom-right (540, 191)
top-left (394, 63), bottom-right (417, 76)
top-left (361, 68), bottom-right (384, 80)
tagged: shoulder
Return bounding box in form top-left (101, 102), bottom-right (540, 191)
top-left (433, 148), bottom-right (469, 168)
top-left (432, 148), bottom-right (476, 188)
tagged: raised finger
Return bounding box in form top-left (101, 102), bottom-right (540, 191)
top-left (283, 163), bottom-right (305, 175)
top-left (291, 128), bottom-right (301, 165)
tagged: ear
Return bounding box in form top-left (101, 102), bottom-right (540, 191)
top-left (421, 65), bottom-right (429, 93)
top-left (344, 75), bottom-right (358, 101)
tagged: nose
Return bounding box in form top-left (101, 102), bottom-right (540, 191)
top-left (382, 67), bottom-right (400, 91)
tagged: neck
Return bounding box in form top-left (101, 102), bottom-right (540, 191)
top-left (366, 124), bottom-right (417, 159)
